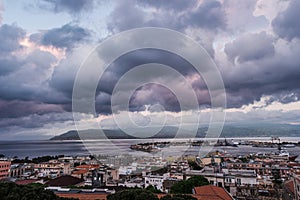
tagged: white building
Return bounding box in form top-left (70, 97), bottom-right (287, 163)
top-left (118, 177), bottom-right (144, 188)
top-left (185, 167), bottom-right (258, 196)
top-left (144, 172), bottom-right (170, 192)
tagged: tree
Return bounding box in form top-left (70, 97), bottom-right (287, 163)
top-left (146, 185), bottom-right (162, 194)
top-left (171, 176), bottom-right (209, 194)
top-left (0, 182), bottom-right (76, 200)
top-left (107, 189), bottom-right (159, 200)
top-left (161, 194), bottom-right (197, 200)
top-left (73, 162), bottom-right (81, 167)
top-left (11, 155), bottom-right (61, 164)
top-left (152, 166), bottom-right (169, 175)
top-left (188, 160), bottom-right (202, 170)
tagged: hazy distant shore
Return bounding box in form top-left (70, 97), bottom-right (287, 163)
top-left (49, 124), bottom-right (300, 141)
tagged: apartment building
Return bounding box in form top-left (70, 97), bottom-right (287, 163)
top-left (0, 160), bottom-right (11, 180)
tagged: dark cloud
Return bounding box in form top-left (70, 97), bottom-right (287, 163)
top-left (272, 0), bottom-right (300, 40)
top-left (49, 45), bottom-right (89, 98)
top-left (0, 56), bottom-right (23, 76)
top-left (0, 24), bottom-right (25, 77)
top-left (95, 49), bottom-right (209, 113)
top-left (41, 0), bottom-right (95, 14)
top-left (106, 0), bottom-right (225, 60)
top-left (53, 38), bottom-right (299, 115)
top-left (138, 0), bottom-right (197, 11)
top-left (50, 48), bottom-right (208, 114)
top-left (0, 24), bottom-right (25, 53)
top-left (107, 0), bottom-right (226, 32)
top-left (0, 100), bottom-right (63, 118)
top-left (107, 2), bottom-right (149, 32)
top-left (50, 48), bottom-right (196, 98)
top-left (0, 50), bottom-right (58, 103)
top-left (0, 2), bottom-right (3, 24)
top-left (129, 84), bottom-right (181, 112)
top-left (31, 24), bottom-right (90, 50)
top-left (265, 92), bottom-right (300, 105)
top-left (0, 112), bottom-right (72, 128)
top-left (222, 37), bottom-right (300, 107)
top-left (225, 32), bottom-right (275, 63)
top-left (187, 0), bottom-right (226, 30)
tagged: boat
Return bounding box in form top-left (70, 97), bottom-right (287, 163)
top-left (282, 144), bottom-right (296, 148)
top-left (277, 150), bottom-right (298, 161)
top-left (289, 155), bottom-right (298, 162)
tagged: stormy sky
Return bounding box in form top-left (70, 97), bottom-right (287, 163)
top-left (0, 0), bottom-right (300, 140)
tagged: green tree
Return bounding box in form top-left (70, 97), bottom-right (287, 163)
top-left (188, 160), bottom-right (202, 170)
top-left (171, 176), bottom-right (209, 194)
top-left (107, 189), bottom-right (159, 200)
top-left (152, 166), bottom-right (169, 175)
top-left (0, 182), bottom-right (76, 200)
top-left (146, 185), bottom-right (162, 194)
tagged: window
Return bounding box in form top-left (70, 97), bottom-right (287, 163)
top-left (237, 178), bottom-right (241, 185)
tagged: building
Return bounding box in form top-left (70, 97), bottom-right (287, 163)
top-left (199, 157), bottom-right (221, 167)
top-left (34, 159), bottom-right (71, 178)
top-left (185, 167), bottom-right (258, 198)
top-left (169, 160), bottom-right (190, 173)
top-left (193, 185), bottom-right (234, 200)
top-left (185, 167), bottom-right (224, 187)
top-left (118, 177), bottom-right (144, 188)
top-left (72, 164), bottom-right (100, 186)
top-left (46, 175), bottom-right (84, 187)
top-left (163, 178), bottom-right (179, 193)
top-left (0, 160), bottom-right (11, 180)
top-left (10, 163), bottom-right (26, 178)
top-left (285, 174), bottom-right (300, 200)
top-left (283, 179), bottom-right (295, 200)
top-left (294, 174), bottom-right (300, 200)
top-left (144, 172), bottom-right (170, 192)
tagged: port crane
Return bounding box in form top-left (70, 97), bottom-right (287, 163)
top-left (271, 136), bottom-right (280, 144)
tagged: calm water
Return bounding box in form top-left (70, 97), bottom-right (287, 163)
top-left (0, 137), bottom-right (300, 159)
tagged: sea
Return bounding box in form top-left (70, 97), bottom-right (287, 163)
top-left (0, 137), bottom-right (300, 159)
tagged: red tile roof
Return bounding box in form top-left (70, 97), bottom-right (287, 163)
top-left (285, 180), bottom-right (295, 195)
top-left (15, 179), bottom-right (37, 185)
top-left (57, 186), bottom-right (233, 200)
top-left (193, 185), bottom-right (234, 200)
top-left (57, 193), bottom-right (107, 200)
top-left (72, 169), bottom-right (89, 175)
top-left (76, 164), bottom-right (99, 169)
top-left (46, 175), bottom-right (83, 186)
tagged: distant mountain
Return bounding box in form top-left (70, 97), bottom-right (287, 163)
top-left (50, 126), bottom-right (181, 140)
top-left (50, 124), bottom-right (300, 140)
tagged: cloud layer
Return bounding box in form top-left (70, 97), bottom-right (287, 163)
top-left (0, 0), bottom-right (300, 139)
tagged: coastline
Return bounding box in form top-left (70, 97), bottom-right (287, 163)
top-left (0, 137), bottom-right (300, 159)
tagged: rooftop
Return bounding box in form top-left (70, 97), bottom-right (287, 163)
top-left (15, 179), bottom-right (37, 185)
top-left (46, 175), bottom-right (83, 187)
top-left (193, 185), bottom-right (234, 200)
